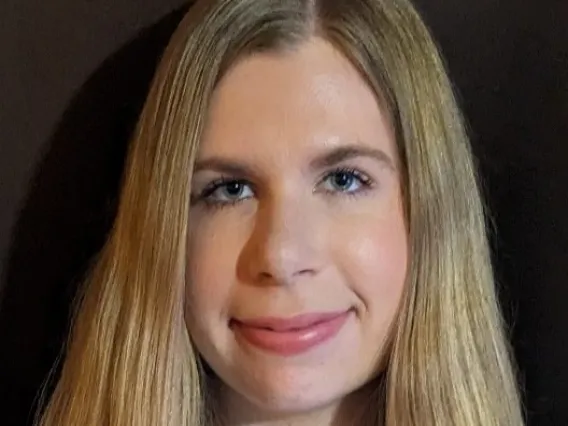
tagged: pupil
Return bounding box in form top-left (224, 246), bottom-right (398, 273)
top-left (334, 173), bottom-right (351, 188)
top-left (225, 181), bottom-right (242, 196)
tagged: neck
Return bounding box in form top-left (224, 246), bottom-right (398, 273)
top-left (211, 378), bottom-right (383, 426)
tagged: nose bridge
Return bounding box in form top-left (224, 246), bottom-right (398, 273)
top-left (249, 190), bottom-right (321, 284)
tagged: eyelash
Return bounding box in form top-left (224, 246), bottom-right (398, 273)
top-left (322, 167), bottom-right (374, 196)
top-left (192, 167), bottom-right (375, 210)
top-left (195, 177), bottom-right (253, 209)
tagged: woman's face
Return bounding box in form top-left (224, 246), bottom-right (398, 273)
top-left (186, 37), bottom-right (408, 419)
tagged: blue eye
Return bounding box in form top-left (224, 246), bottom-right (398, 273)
top-left (320, 168), bottom-right (372, 194)
top-left (200, 179), bottom-right (254, 205)
top-left (193, 168), bottom-right (373, 210)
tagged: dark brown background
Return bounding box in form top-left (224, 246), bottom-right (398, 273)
top-left (1, 1), bottom-right (567, 425)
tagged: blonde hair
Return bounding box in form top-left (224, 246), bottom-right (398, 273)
top-left (38, 0), bottom-right (524, 425)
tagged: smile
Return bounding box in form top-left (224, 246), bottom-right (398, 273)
top-left (230, 310), bottom-right (351, 356)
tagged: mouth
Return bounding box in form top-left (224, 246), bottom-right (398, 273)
top-left (230, 310), bottom-right (352, 356)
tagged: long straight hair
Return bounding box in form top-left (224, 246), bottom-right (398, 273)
top-left (39, 0), bottom-right (524, 424)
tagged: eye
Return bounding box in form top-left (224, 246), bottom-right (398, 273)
top-left (320, 168), bottom-right (373, 194)
top-left (198, 178), bottom-right (255, 206)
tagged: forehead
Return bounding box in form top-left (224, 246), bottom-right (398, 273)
top-left (198, 37), bottom-right (396, 165)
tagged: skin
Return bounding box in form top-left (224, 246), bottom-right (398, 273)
top-left (185, 37), bottom-right (408, 426)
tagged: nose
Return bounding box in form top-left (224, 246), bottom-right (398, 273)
top-left (238, 195), bottom-right (325, 287)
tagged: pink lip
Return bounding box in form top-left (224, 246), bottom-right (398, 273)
top-left (231, 310), bottom-right (351, 356)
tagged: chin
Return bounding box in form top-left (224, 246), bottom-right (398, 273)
top-left (228, 380), bottom-right (348, 419)
top-left (220, 363), bottom-right (364, 418)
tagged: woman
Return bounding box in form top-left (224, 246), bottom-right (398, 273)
top-left (38, 0), bottom-right (524, 424)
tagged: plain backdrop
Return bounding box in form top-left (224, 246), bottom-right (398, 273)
top-left (1, 1), bottom-right (567, 425)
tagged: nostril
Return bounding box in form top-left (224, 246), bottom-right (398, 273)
top-left (295, 268), bottom-right (316, 276)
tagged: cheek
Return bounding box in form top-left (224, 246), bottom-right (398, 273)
top-left (338, 203), bottom-right (408, 328)
top-left (185, 214), bottom-right (246, 325)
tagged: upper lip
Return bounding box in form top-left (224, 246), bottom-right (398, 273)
top-left (232, 310), bottom-right (349, 332)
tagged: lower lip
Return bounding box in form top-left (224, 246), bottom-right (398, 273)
top-left (232, 311), bottom-right (350, 356)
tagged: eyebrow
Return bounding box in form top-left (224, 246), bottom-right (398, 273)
top-left (309, 144), bottom-right (396, 171)
top-left (193, 157), bottom-right (259, 178)
top-left (193, 143), bottom-right (396, 177)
